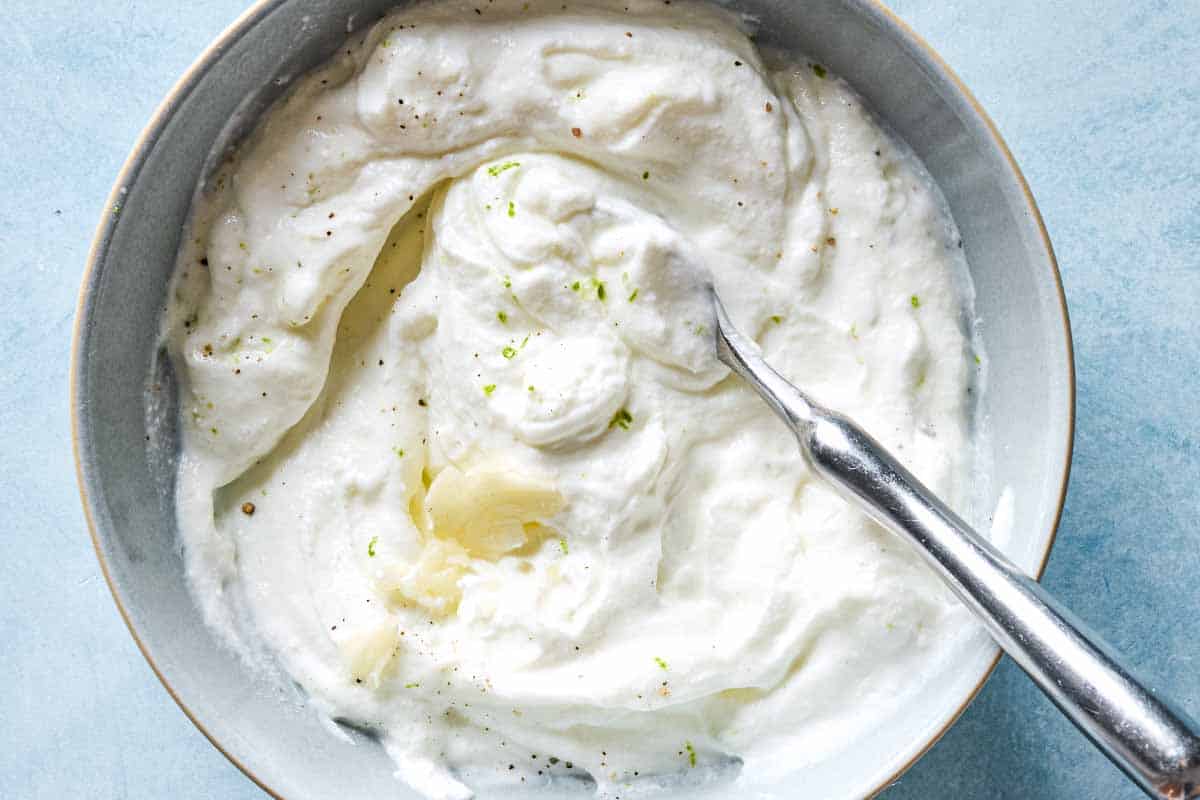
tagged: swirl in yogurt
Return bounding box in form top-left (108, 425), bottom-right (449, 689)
top-left (168, 1), bottom-right (981, 797)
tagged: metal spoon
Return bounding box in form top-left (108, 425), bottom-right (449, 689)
top-left (709, 286), bottom-right (1200, 800)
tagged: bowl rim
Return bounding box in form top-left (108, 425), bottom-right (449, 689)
top-left (70, 1), bottom-right (1076, 797)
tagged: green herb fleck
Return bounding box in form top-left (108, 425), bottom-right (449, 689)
top-left (520, 334), bottom-right (530, 349)
top-left (558, 539), bottom-right (568, 555)
top-left (628, 288), bottom-right (639, 302)
top-left (487, 161), bottom-right (521, 177)
top-left (770, 315), bottom-right (782, 324)
top-left (811, 63), bottom-right (827, 78)
top-left (393, 447), bottom-right (405, 458)
top-left (111, 202), bottom-right (122, 217)
top-left (502, 346), bottom-right (517, 359)
top-left (610, 408), bottom-right (633, 430)
top-left (910, 294), bottom-right (921, 308)
top-left (685, 741), bottom-right (696, 768)
top-left (497, 310), bottom-right (508, 324)
top-left (592, 278), bottom-right (607, 301)
top-left (694, 323), bottom-right (707, 336)
top-left (260, 336), bottom-right (272, 344)
top-left (642, 171), bottom-right (650, 180)
top-left (238, 241), bottom-right (248, 250)
top-left (404, 682), bottom-right (420, 689)
top-left (654, 656), bottom-right (669, 670)
top-left (850, 323), bottom-right (859, 339)
top-left (528, 385), bottom-right (535, 392)
top-left (507, 200), bottom-right (516, 218)
top-left (483, 383), bottom-right (497, 396)
top-left (571, 280), bottom-right (581, 291)
top-left (503, 275), bottom-right (512, 289)
top-left (368, 536), bottom-right (378, 557)
top-left (974, 354), bottom-right (982, 365)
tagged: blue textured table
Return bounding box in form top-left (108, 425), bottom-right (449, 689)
top-left (2, 1), bottom-right (1197, 798)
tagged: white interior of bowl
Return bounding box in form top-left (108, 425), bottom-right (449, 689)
top-left (73, 1), bottom-right (1072, 798)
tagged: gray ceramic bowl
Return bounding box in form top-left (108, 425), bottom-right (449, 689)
top-left (72, 1), bottom-right (1074, 797)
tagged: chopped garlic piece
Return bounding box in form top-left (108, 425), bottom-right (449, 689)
top-left (338, 620), bottom-right (401, 689)
top-left (377, 538), bottom-right (471, 616)
top-left (425, 463), bottom-right (564, 559)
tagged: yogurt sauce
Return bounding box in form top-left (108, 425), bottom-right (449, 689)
top-left (167, 0), bottom-right (984, 797)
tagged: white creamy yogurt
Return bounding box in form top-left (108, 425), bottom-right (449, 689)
top-left (167, 1), bottom-right (984, 797)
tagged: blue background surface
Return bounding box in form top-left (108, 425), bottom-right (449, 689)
top-left (1, 1), bottom-right (1196, 798)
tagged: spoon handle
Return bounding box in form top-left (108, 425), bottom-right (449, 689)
top-left (712, 295), bottom-right (1200, 800)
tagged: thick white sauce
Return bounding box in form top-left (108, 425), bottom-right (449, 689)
top-left (168, 1), bottom-right (983, 797)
